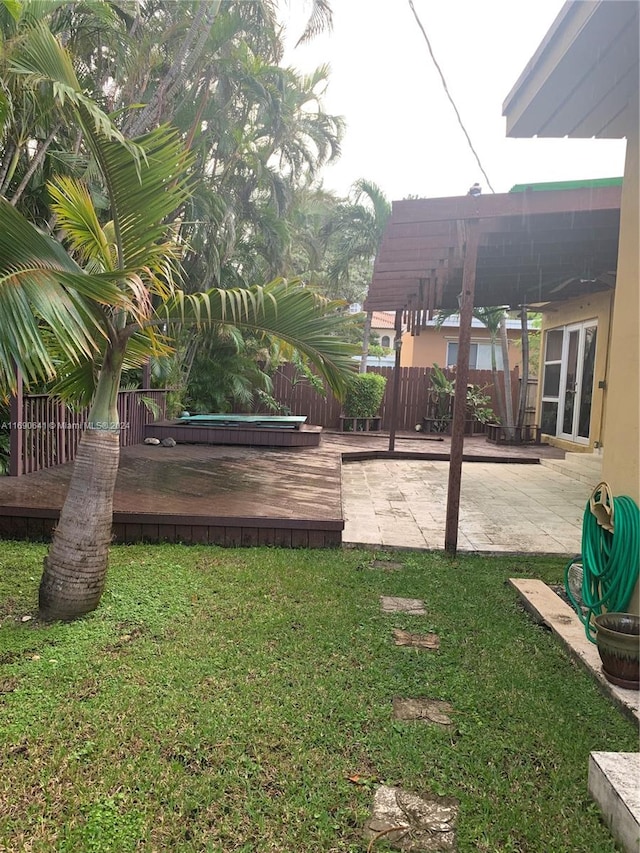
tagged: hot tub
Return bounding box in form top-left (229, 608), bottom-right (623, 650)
top-left (144, 413), bottom-right (321, 448)
top-left (177, 414), bottom-right (307, 430)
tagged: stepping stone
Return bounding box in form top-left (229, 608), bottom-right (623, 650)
top-left (369, 559), bottom-right (404, 571)
top-left (380, 596), bottom-right (426, 615)
top-left (364, 784), bottom-right (458, 851)
top-left (392, 697), bottom-right (454, 728)
top-left (393, 629), bottom-right (440, 650)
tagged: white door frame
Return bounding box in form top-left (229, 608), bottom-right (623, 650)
top-left (557, 320), bottom-right (597, 444)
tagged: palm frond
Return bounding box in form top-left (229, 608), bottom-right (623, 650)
top-left (48, 325), bottom-right (174, 406)
top-left (0, 196), bottom-right (135, 390)
top-left (48, 176), bottom-right (113, 268)
top-left (89, 125), bottom-right (193, 271)
top-left (8, 21), bottom-right (139, 159)
top-left (162, 278), bottom-right (358, 399)
top-left (295, 0), bottom-right (333, 47)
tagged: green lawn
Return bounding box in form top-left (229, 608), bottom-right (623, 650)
top-left (0, 543), bottom-right (636, 852)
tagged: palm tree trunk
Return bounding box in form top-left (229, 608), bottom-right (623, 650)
top-left (39, 346), bottom-right (125, 621)
top-left (489, 332), bottom-right (506, 427)
top-left (0, 142), bottom-right (19, 196)
top-left (125, 1), bottom-right (221, 137)
top-left (499, 316), bottom-right (516, 440)
top-left (517, 305), bottom-right (529, 429)
top-left (359, 310), bottom-right (372, 373)
top-left (9, 124), bottom-right (62, 207)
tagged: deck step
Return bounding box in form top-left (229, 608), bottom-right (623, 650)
top-left (539, 451), bottom-right (602, 487)
top-left (589, 752), bottom-right (640, 853)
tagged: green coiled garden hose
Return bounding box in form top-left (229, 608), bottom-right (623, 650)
top-left (564, 482), bottom-right (640, 643)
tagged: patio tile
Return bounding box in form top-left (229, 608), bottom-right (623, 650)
top-left (341, 449), bottom-right (591, 555)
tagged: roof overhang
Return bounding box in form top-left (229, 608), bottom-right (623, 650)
top-left (365, 186), bottom-right (621, 316)
top-left (503, 1), bottom-right (639, 139)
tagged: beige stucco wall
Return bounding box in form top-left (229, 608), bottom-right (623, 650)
top-left (371, 325), bottom-right (395, 349)
top-left (400, 327), bottom-right (523, 370)
top-left (537, 290), bottom-right (613, 451)
top-left (601, 130), bottom-right (639, 505)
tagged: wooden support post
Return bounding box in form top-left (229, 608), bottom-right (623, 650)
top-left (445, 220), bottom-right (480, 554)
top-left (8, 366), bottom-right (23, 477)
top-left (388, 310), bottom-right (403, 452)
top-left (142, 360), bottom-right (151, 389)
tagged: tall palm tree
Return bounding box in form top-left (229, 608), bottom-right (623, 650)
top-left (321, 179), bottom-right (391, 371)
top-left (0, 23), bottom-right (356, 621)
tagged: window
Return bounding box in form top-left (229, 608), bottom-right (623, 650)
top-left (446, 341), bottom-right (503, 370)
top-left (540, 328), bottom-right (563, 434)
top-left (380, 335), bottom-right (391, 348)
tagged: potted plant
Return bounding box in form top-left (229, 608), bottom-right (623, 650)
top-left (594, 612), bottom-right (640, 689)
top-left (420, 365), bottom-right (495, 435)
top-left (465, 383), bottom-right (495, 434)
top-left (422, 364), bottom-right (455, 433)
top-left (340, 373), bottom-right (387, 432)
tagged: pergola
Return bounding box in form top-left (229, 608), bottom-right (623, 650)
top-left (364, 185), bottom-right (621, 553)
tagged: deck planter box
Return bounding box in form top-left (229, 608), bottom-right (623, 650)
top-left (421, 418), bottom-right (484, 436)
top-left (340, 416), bottom-right (382, 433)
top-left (485, 423), bottom-right (541, 445)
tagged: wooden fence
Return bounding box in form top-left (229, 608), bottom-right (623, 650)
top-left (8, 389), bottom-right (167, 476)
top-left (7, 366), bottom-right (534, 476)
top-left (269, 364), bottom-right (526, 432)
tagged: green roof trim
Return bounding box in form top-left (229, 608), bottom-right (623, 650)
top-left (509, 177), bottom-right (623, 193)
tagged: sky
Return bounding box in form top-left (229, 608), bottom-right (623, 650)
top-left (282, 0), bottom-right (628, 202)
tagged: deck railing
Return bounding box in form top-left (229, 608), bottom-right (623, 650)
top-left (8, 389), bottom-right (168, 477)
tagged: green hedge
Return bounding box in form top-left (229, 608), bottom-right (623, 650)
top-left (343, 372), bottom-right (387, 418)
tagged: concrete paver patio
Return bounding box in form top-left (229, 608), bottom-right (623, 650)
top-left (341, 457), bottom-right (592, 554)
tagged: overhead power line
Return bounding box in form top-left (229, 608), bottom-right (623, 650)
top-left (407, 0), bottom-right (496, 193)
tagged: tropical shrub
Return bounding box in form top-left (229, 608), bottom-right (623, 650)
top-left (424, 365), bottom-right (495, 432)
top-left (343, 373), bottom-right (387, 418)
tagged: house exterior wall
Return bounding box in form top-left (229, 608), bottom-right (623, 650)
top-left (601, 129), bottom-right (639, 505)
top-left (502, 0), bottom-right (639, 614)
top-left (371, 325), bottom-right (395, 350)
top-left (400, 327), bottom-right (523, 371)
top-left (537, 290), bottom-right (613, 451)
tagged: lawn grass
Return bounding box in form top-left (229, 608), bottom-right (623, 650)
top-left (0, 542), bottom-right (636, 852)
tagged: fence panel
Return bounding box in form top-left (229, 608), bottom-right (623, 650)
top-left (265, 364), bottom-right (525, 432)
top-left (9, 389), bottom-right (167, 476)
top-left (9, 370), bottom-right (533, 475)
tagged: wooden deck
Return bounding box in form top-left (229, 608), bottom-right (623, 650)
top-left (0, 440), bottom-right (344, 548)
top-left (0, 433), bottom-right (564, 548)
